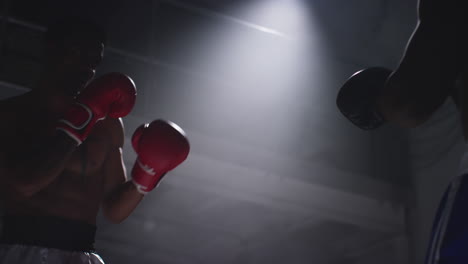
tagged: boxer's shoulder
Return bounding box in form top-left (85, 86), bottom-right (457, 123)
top-left (103, 117), bottom-right (124, 133)
top-left (91, 117), bottom-right (124, 148)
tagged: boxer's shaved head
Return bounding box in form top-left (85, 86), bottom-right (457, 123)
top-left (46, 17), bottom-right (107, 47)
top-left (44, 17), bottom-right (107, 95)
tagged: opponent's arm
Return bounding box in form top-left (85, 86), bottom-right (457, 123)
top-left (377, 24), bottom-right (453, 127)
top-left (377, 0), bottom-right (461, 128)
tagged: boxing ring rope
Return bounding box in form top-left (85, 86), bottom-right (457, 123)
top-left (0, 14), bottom-right (237, 90)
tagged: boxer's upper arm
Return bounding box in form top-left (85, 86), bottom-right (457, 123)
top-left (100, 118), bottom-right (129, 221)
top-left (102, 118), bottom-right (127, 198)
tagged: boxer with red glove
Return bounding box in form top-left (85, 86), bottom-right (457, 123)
top-left (0, 18), bottom-right (145, 264)
top-left (56, 72), bottom-right (136, 145)
top-left (131, 119), bottom-right (190, 194)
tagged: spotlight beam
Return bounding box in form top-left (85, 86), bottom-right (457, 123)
top-left (161, 0), bottom-right (289, 38)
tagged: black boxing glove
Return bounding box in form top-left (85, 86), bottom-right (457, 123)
top-left (336, 67), bottom-right (392, 130)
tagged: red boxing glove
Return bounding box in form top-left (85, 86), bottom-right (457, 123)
top-left (56, 72), bottom-right (136, 145)
top-left (131, 119), bottom-right (190, 194)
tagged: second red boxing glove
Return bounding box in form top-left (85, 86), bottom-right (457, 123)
top-left (131, 119), bottom-right (190, 194)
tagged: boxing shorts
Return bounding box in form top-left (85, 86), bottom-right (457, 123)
top-left (0, 214), bottom-right (104, 264)
top-left (425, 146), bottom-right (468, 263)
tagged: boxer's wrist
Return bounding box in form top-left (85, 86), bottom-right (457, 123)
top-left (131, 159), bottom-right (160, 195)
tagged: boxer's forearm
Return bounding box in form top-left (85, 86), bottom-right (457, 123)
top-left (6, 132), bottom-right (78, 199)
top-left (102, 181), bottom-right (144, 224)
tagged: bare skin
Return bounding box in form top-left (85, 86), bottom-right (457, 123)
top-left (0, 34), bottom-right (143, 225)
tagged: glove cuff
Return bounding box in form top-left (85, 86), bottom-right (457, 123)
top-left (56, 103), bottom-right (99, 145)
top-left (131, 158), bottom-right (165, 194)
